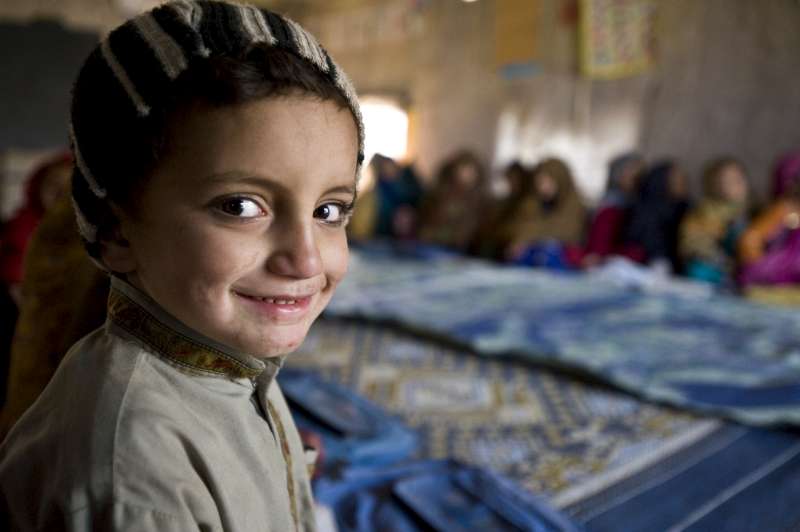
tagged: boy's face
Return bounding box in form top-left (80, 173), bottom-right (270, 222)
top-left (112, 96), bottom-right (358, 358)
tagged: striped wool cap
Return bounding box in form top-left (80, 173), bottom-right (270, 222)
top-left (70, 0), bottom-right (364, 246)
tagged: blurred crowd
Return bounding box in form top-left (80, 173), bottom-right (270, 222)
top-left (349, 149), bottom-right (800, 292)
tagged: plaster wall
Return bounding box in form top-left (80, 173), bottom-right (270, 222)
top-left (307, 0), bottom-right (800, 203)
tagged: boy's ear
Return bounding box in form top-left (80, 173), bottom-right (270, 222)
top-left (99, 209), bottom-right (137, 274)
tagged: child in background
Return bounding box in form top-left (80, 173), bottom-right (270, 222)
top-left (0, 2), bottom-right (363, 530)
top-left (497, 157), bottom-right (586, 268)
top-left (0, 192), bottom-right (108, 435)
top-left (679, 157), bottom-right (750, 286)
top-left (579, 152), bottom-right (645, 268)
top-left (470, 160), bottom-right (529, 258)
top-left (739, 151), bottom-right (800, 287)
top-left (624, 161), bottom-right (691, 274)
top-left (418, 150), bottom-right (488, 251)
top-left (0, 152), bottom-right (71, 404)
top-left (0, 153), bottom-right (72, 305)
top-left (372, 153), bottom-right (423, 240)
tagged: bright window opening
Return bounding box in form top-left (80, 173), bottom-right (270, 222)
top-left (360, 96), bottom-right (409, 164)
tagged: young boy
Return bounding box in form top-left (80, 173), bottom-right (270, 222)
top-left (0, 2), bottom-right (364, 530)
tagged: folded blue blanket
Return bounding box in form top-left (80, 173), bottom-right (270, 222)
top-left (279, 368), bottom-right (418, 470)
top-left (315, 459), bottom-right (582, 532)
top-left (326, 245), bottom-right (800, 426)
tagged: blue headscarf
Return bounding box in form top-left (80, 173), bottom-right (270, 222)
top-left (625, 161), bottom-right (690, 268)
top-left (599, 152), bottom-right (644, 209)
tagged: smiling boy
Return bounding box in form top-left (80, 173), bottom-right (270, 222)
top-left (0, 2), bottom-right (363, 531)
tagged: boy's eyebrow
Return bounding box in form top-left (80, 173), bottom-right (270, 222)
top-left (323, 184), bottom-right (358, 197)
top-left (203, 172), bottom-right (356, 197)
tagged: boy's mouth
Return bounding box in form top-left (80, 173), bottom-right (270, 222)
top-left (243, 296), bottom-right (303, 305)
top-left (233, 291), bottom-right (315, 321)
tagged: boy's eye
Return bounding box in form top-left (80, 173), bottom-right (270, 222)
top-left (217, 197), bottom-right (264, 218)
top-left (314, 202), bottom-right (348, 225)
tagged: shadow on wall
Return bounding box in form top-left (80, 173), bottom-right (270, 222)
top-left (0, 19), bottom-right (98, 150)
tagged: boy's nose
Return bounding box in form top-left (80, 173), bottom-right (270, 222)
top-left (266, 217), bottom-right (323, 280)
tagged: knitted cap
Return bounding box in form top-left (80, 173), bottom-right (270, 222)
top-left (70, 0), bottom-right (364, 246)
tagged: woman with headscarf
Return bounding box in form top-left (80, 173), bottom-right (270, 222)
top-left (371, 153), bottom-right (424, 240)
top-left (679, 157), bottom-right (750, 285)
top-left (497, 157), bottom-right (587, 268)
top-left (418, 150), bottom-right (489, 252)
top-left (0, 152), bottom-right (71, 405)
top-left (623, 160), bottom-right (691, 274)
top-left (579, 152), bottom-right (645, 267)
top-left (0, 152), bottom-right (72, 294)
top-left (470, 160), bottom-right (530, 258)
top-left (739, 151), bottom-right (800, 286)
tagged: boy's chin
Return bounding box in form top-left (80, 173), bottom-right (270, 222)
top-left (246, 328), bottom-right (311, 359)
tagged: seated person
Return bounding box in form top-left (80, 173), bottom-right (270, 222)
top-left (0, 2), bottom-right (364, 530)
top-left (0, 152), bottom-right (71, 400)
top-left (372, 154), bottom-right (423, 240)
top-left (739, 151), bottom-right (800, 287)
top-left (496, 157), bottom-right (587, 268)
top-left (0, 193), bottom-right (108, 435)
top-left (623, 161), bottom-right (691, 274)
top-left (579, 152), bottom-right (645, 268)
top-left (418, 150), bottom-right (488, 252)
top-left (470, 160), bottom-right (530, 258)
top-left (679, 157), bottom-right (750, 286)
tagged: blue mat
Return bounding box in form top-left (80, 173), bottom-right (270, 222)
top-left (565, 425), bottom-right (800, 531)
top-left (315, 459), bottom-right (582, 532)
top-left (279, 368), bottom-right (418, 470)
top-left (291, 319), bottom-right (800, 531)
top-left (325, 244), bottom-right (800, 426)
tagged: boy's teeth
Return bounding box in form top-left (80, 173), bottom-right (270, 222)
top-left (260, 297), bottom-right (296, 304)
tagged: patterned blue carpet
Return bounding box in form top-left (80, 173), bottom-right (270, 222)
top-left (288, 320), bottom-right (710, 503)
top-left (289, 319), bottom-right (800, 531)
top-left (325, 244), bottom-right (800, 426)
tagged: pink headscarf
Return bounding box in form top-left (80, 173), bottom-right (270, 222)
top-left (772, 151), bottom-right (800, 198)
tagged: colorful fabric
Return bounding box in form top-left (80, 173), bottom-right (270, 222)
top-left (771, 151), bottom-right (800, 199)
top-left (739, 228), bottom-right (800, 286)
top-left (290, 318), bottom-right (800, 531)
top-left (582, 206), bottom-right (631, 259)
top-left (279, 368), bottom-right (418, 469)
top-left (324, 245), bottom-right (800, 426)
top-left (108, 282), bottom-right (265, 379)
top-left (289, 319), bottom-right (708, 502)
top-left (315, 460), bottom-right (581, 532)
top-left (679, 200), bottom-right (747, 285)
top-left (579, 0), bottom-right (656, 79)
top-left (739, 199), bottom-right (800, 286)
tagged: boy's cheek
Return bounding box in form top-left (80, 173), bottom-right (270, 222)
top-left (321, 234), bottom-right (350, 285)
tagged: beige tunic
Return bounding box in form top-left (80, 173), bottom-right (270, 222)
top-left (0, 277), bottom-right (316, 531)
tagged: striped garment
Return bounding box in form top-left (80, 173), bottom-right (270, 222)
top-left (69, 0), bottom-right (364, 247)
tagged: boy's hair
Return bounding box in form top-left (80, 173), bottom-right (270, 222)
top-left (69, 0), bottom-right (364, 262)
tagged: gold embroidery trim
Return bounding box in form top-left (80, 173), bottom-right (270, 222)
top-left (107, 288), bottom-right (262, 379)
top-left (269, 400), bottom-right (300, 532)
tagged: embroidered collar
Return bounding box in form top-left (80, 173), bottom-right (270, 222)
top-left (107, 277), bottom-right (283, 381)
